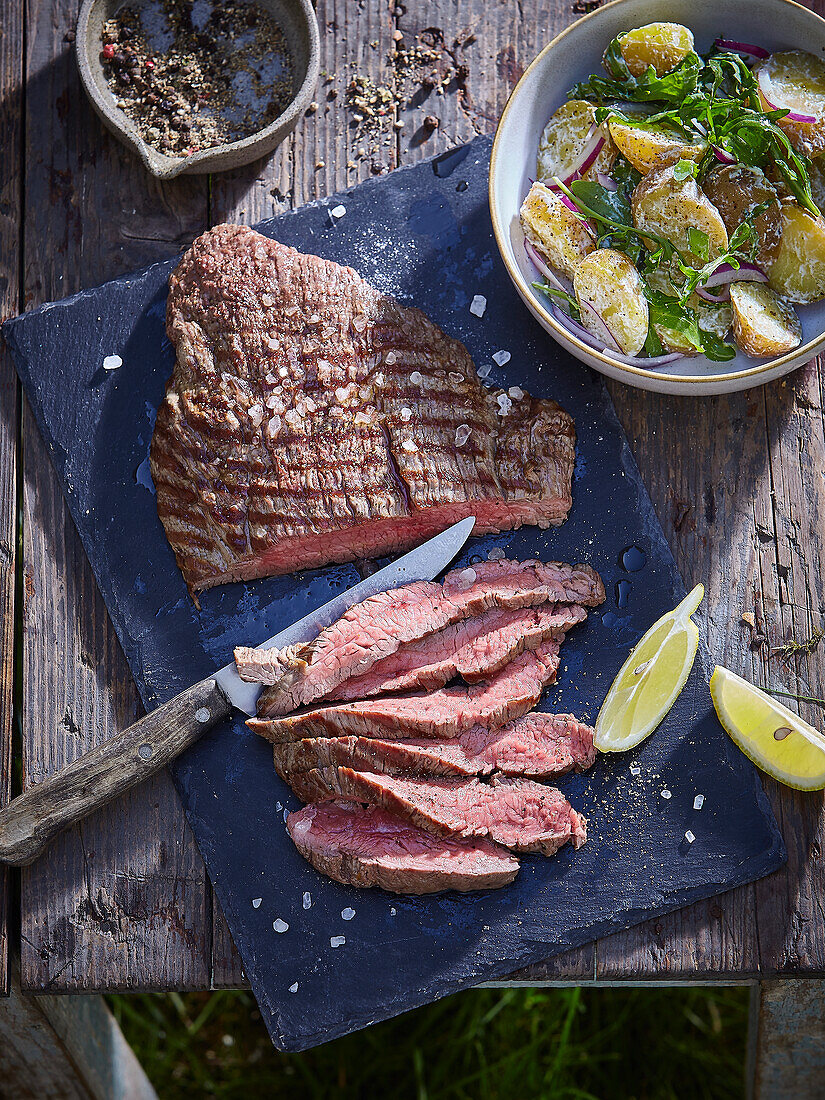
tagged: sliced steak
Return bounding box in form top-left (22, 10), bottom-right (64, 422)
top-left (287, 770), bottom-right (588, 856)
top-left (151, 224), bottom-right (577, 597)
top-left (240, 558), bottom-right (603, 715)
top-left (329, 602), bottom-right (588, 700)
top-left (287, 801), bottom-right (519, 894)
top-left (248, 639), bottom-right (562, 743)
top-left (271, 713), bottom-right (596, 780)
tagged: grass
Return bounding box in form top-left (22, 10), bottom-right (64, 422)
top-left (109, 985), bottom-right (749, 1099)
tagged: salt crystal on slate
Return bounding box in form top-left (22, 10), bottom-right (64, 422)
top-left (661, 789), bottom-right (672, 800)
top-left (469, 294), bottom-right (487, 317)
top-left (103, 354), bottom-right (122, 371)
top-left (487, 547), bottom-right (505, 561)
top-left (477, 363), bottom-right (492, 379)
top-left (342, 908), bottom-right (355, 921)
top-left (630, 766), bottom-right (641, 776)
top-left (252, 898), bottom-right (262, 909)
top-left (694, 794), bottom-right (705, 810)
top-left (289, 982), bottom-right (299, 993)
top-left (390, 907), bottom-right (397, 916)
top-left (273, 919), bottom-right (289, 933)
top-left (331, 204), bottom-right (347, 218)
top-left (303, 892), bottom-right (312, 909)
top-left (330, 936), bottom-right (346, 948)
top-left (492, 350), bottom-right (511, 366)
top-left (685, 830), bottom-right (695, 844)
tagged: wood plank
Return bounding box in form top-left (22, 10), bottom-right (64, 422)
top-left (748, 979), bottom-right (825, 1099)
top-left (0, 0), bottom-right (24, 999)
top-left (20, 0), bottom-right (211, 991)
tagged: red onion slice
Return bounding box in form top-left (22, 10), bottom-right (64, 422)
top-left (758, 67), bottom-right (818, 123)
top-left (524, 240), bottom-right (574, 294)
top-left (548, 303), bottom-right (606, 351)
top-left (595, 171), bottom-right (618, 191)
top-left (599, 348), bottom-right (686, 367)
top-left (545, 125), bottom-right (607, 188)
top-left (712, 145), bottom-right (736, 164)
top-left (714, 37), bottom-right (770, 61)
top-left (578, 300), bottom-right (622, 353)
top-left (549, 304), bottom-right (685, 367)
top-left (695, 261), bottom-right (767, 301)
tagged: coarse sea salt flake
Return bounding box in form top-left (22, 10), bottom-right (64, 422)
top-left (261, 294), bottom-right (273, 307)
top-left (685, 829), bottom-right (695, 844)
top-left (390, 907), bottom-right (397, 916)
top-left (289, 982), bottom-right (299, 993)
top-left (400, 407), bottom-right (413, 422)
top-left (477, 363), bottom-right (492, 379)
top-left (469, 294), bottom-right (487, 318)
top-left (331, 204), bottom-right (347, 218)
top-left (401, 439), bottom-right (418, 453)
top-left (459, 567), bottom-right (477, 588)
top-left (508, 386), bottom-right (525, 400)
top-left (630, 765), bottom-right (641, 776)
top-left (661, 789), bottom-right (672, 800)
top-left (487, 547), bottom-right (505, 561)
top-left (252, 898), bottom-right (262, 909)
top-left (103, 354), bottom-right (122, 371)
top-left (410, 370), bottom-right (423, 386)
top-left (493, 350), bottom-right (511, 366)
top-left (267, 415), bottom-right (281, 435)
top-left (266, 336), bottom-right (279, 351)
top-left (342, 907), bottom-right (355, 921)
top-left (385, 350), bottom-right (397, 365)
top-left (455, 424), bottom-right (472, 448)
top-left (330, 935), bottom-right (346, 948)
top-left (496, 394), bottom-right (512, 416)
top-left (694, 794), bottom-right (705, 810)
top-left (303, 892), bottom-right (312, 909)
top-left (273, 919), bottom-right (289, 933)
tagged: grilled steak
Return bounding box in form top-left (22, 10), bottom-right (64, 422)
top-left (248, 639), bottom-right (562, 742)
top-left (151, 224), bottom-right (577, 596)
top-left (237, 558), bottom-right (604, 715)
top-left (287, 801), bottom-right (520, 894)
top-left (329, 603), bottom-right (588, 700)
top-left (287, 770), bottom-right (588, 855)
top-left (271, 713), bottom-right (596, 780)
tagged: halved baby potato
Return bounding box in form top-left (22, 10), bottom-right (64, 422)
top-left (808, 156), bottom-right (825, 214)
top-left (631, 164), bottom-right (729, 264)
top-left (730, 282), bottom-right (802, 357)
top-left (702, 165), bottom-right (782, 271)
top-left (755, 51), bottom-right (825, 159)
top-left (537, 99), bottom-right (616, 183)
top-left (767, 203), bottom-right (825, 303)
top-left (520, 180), bottom-right (595, 282)
top-left (607, 118), bottom-right (705, 175)
top-left (573, 248), bottom-right (649, 356)
top-left (645, 269), bottom-right (732, 354)
top-left (616, 22), bottom-right (695, 78)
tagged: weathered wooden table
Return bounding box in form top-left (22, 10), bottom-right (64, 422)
top-left (1, 0), bottom-right (824, 1092)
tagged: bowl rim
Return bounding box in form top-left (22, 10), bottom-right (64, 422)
top-left (489, 0), bottom-right (825, 387)
top-left (75, 0), bottom-right (320, 179)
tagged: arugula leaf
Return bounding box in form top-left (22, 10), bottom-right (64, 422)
top-left (687, 227), bottom-right (710, 261)
top-left (673, 158), bottom-right (698, 181)
top-left (532, 280), bottom-right (581, 322)
top-left (645, 288), bottom-right (735, 361)
top-left (570, 41), bottom-right (701, 104)
top-left (568, 179), bottom-right (631, 226)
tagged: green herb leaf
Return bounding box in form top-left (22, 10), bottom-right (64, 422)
top-left (645, 288), bottom-right (736, 361)
top-left (532, 281), bottom-right (581, 322)
top-left (672, 158), bottom-right (698, 181)
top-left (687, 227), bottom-right (710, 261)
top-left (570, 42), bottom-right (701, 104)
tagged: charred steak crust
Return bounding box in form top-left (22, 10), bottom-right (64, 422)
top-left (248, 638), bottom-right (563, 739)
top-left (240, 559), bottom-right (604, 716)
top-left (287, 769), bottom-right (588, 856)
top-left (271, 713), bottom-right (597, 781)
top-left (287, 802), bottom-right (520, 894)
top-left (151, 225), bottom-right (576, 595)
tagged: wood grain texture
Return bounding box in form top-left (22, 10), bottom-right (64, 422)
top-left (20, 0), bottom-right (212, 991)
top-left (14, 0), bottom-right (825, 993)
top-left (0, 0), bottom-right (23, 999)
top-left (0, 680), bottom-right (231, 867)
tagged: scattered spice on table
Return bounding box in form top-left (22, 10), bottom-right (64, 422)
top-left (101, 0), bottom-right (294, 158)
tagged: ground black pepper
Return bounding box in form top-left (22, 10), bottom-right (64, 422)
top-left (101, 0), bottom-right (293, 158)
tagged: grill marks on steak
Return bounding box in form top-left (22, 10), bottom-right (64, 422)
top-left (287, 802), bottom-right (520, 894)
top-left (248, 639), bottom-right (562, 743)
top-left (289, 770), bottom-right (587, 855)
top-left (151, 224), bottom-right (577, 595)
top-left (271, 713), bottom-right (596, 781)
top-left (328, 603), bottom-right (587, 700)
top-left (240, 559), bottom-right (604, 716)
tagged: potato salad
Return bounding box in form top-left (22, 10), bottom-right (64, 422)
top-left (520, 23), bottom-right (825, 365)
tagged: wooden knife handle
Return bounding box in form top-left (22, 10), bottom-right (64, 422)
top-left (0, 678), bottom-right (233, 867)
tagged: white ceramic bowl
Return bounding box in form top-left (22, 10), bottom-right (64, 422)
top-left (489, 0), bottom-right (825, 395)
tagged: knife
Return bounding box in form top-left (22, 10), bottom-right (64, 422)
top-left (0, 517), bottom-right (476, 867)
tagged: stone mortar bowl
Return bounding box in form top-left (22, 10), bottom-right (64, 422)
top-left (76, 0), bottom-right (319, 179)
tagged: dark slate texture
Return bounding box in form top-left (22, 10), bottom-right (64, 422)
top-left (3, 138), bottom-right (784, 1050)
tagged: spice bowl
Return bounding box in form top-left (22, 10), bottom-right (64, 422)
top-left (76, 0), bottom-right (319, 179)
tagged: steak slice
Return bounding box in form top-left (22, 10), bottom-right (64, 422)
top-left (271, 713), bottom-right (596, 780)
top-left (151, 224), bottom-right (577, 597)
top-left (329, 602), bottom-right (588, 700)
top-left (248, 639), bottom-right (562, 742)
top-left (287, 770), bottom-right (588, 856)
top-left (287, 801), bottom-right (519, 894)
top-left (239, 558), bottom-right (604, 716)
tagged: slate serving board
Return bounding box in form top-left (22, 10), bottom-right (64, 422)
top-left (4, 136), bottom-right (785, 1051)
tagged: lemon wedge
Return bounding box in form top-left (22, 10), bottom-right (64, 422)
top-left (595, 584), bottom-right (703, 752)
top-left (710, 666), bottom-right (825, 791)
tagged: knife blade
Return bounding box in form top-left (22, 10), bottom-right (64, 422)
top-left (215, 514), bottom-right (477, 716)
top-left (0, 517), bottom-right (476, 866)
